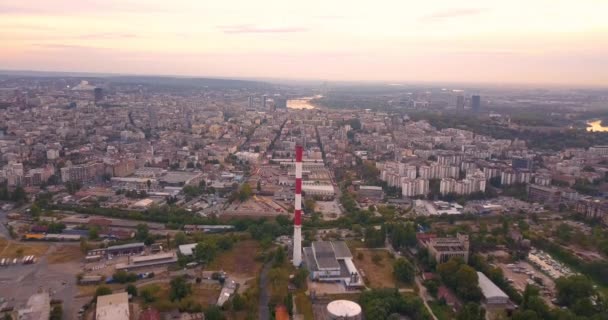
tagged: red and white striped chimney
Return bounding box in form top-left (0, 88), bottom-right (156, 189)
top-left (293, 145), bottom-right (303, 266)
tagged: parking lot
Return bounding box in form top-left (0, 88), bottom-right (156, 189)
top-left (498, 261), bottom-right (556, 304)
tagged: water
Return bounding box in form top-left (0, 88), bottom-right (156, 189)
top-left (586, 120), bottom-right (608, 132)
top-left (287, 96), bottom-right (320, 110)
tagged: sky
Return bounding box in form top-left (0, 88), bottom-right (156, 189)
top-left (1, 0), bottom-right (607, 86)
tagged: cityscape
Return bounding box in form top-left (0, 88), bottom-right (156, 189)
top-left (1, 1), bottom-right (608, 320)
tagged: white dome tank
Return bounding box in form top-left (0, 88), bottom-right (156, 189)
top-left (326, 300), bottom-right (362, 320)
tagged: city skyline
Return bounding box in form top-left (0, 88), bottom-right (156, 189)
top-left (1, 0), bottom-right (607, 86)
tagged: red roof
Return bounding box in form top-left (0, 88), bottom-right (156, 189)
top-left (275, 305), bottom-right (290, 320)
top-left (139, 308), bottom-right (161, 320)
top-left (89, 218), bottom-right (112, 227)
top-left (438, 285), bottom-right (461, 309)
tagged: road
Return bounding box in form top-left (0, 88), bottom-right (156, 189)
top-left (385, 241), bottom-right (438, 320)
top-left (258, 262), bottom-right (271, 320)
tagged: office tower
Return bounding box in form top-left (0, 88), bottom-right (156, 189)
top-left (471, 95), bottom-right (481, 113)
top-left (456, 95), bottom-right (465, 110)
top-left (94, 87), bottom-right (103, 103)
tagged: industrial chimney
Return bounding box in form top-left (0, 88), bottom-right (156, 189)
top-left (293, 145), bottom-right (303, 266)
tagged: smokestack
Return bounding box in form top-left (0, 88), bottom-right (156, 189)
top-left (293, 145), bottom-right (303, 266)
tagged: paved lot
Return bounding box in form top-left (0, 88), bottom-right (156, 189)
top-left (0, 244), bottom-right (84, 320)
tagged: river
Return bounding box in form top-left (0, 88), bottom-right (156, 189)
top-left (287, 95), bottom-right (321, 110)
top-left (586, 120), bottom-right (608, 132)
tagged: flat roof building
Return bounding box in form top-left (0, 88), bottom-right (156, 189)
top-left (419, 233), bottom-right (470, 263)
top-left (96, 292), bottom-right (129, 320)
top-left (115, 252), bottom-right (178, 271)
top-left (303, 241), bottom-right (363, 288)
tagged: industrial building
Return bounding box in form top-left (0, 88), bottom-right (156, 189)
top-left (96, 292), bottom-right (130, 320)
top-left (418, 233), bottom-right (470, 263)
top-left (115, 252), bottom-right (178, 271)
top-left (477, 272), bottom-right (509, 305)
top-left (106, 242), bottom-right (146, 257)
top-left (303, 241), bottom-right (363, 288)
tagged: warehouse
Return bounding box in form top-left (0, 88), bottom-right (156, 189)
top-left (303, 241), bottom-right (363, 288)
top-left (106, 242), bottom-right (145, 257)
top-left (477, 272), bottom-right (509, 305)
top-left (115, 252), bottom-right (177, 271)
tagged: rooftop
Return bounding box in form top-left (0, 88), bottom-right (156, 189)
top-left (477, 272), bottom-right (509, 300)
top-left (96, 292), bottom-right (129, 320)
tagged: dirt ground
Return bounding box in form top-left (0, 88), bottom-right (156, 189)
top-left (207, 240), bottom-right (262, 278)
top-left (47, 245), bottom-right (83, 264)
top-left (355, 249), bottom-right (405, 289)
top-left (0, 238), bottom-right (49, 259)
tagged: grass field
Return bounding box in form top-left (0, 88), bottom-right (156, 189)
top-left (295, 292), bottom-right (314, 320)
top-left (47, 245), bottom-right (83, 264)
top-left (208, 240), bottom-right (262, 278)
top-left (355, 249), bottom-right (407, 289)
top-left (429, 301), bottom-right (455, 320)
top-left (0, 238), bottom-right (49, 259)
top-left (138, 281), bottom-right (221, 312)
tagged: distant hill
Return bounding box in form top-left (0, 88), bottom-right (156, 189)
top-left (0, 70), bottom-right (271, 89)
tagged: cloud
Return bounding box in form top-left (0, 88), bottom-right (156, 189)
top-left (75, 32), bottom-right (138, 40)
top-left (421, 8), bottom-right (487, 22)
top-left (0, 1), bottom-right (171, 16)
top-left (218, 24), bottom-right (309, 34)
top-left (31, 43), bottom-right (106, 50)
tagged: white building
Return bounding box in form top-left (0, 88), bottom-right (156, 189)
top-left (477, 272), bottom-right (509, 305)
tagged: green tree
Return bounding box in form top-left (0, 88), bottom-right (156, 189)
top-left (204, 305), bottom-right (225, 320)
top-left (232, 293), bottom-right (246, 311)
top-left (136, 223), bottom-right (150, 241)
top-left (456, 302), bottom-right (485, 320)
top-left (95, 286), bottom-right (113, 298)
top-left (174, 232), bottom-right (187, 246)
top-left (238, 184), bottom-right (252, 202)
top-left (126, 284), bottom-right (138, 297)
top-left (393, 258), bottom-right (415, 283)
top-left (50, 305), bottom-right (62, 320)
top-left (194, 241), bottom-right (217, 264)
top-left (88, 226), bottom-right (99, 240)
top-left (169, 276), bottom-right (191, 301)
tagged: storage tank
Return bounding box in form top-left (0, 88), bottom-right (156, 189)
top-left (326, 300), bottom-right (362, 320)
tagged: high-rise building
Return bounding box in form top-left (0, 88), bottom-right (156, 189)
top-left (456, 95), bottom-right (465, 110)
top-left (275, 97), bottom-right (287, 109)
top-left (94, 87), bottom-right (103, 103)
top-left (248, 96), bottom-right (254, 109)
top-left (471, 95), bottom-right (481, 113)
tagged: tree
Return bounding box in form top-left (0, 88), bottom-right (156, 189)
top-left (232, 293), bottom-right (246, 311)
top-left (136, 223), bottom-right (150, 241)
top-left (141, 287), bottom-right (157, 303)
top-left (65, 181), bottom-right (81, 195)
top-left (555, 275), bottom-right (595, 307)
top-left (393, 258), bottom-right (415, 283)
top-left (169, 276), bottom-right (191, 301)
top-left (126, 284), bottom-right (138, 297)
top-left (29, 203), bottom-right (42, 217)
top-left (456, 302), bottom-right (485, 320)
top-left (194, 241), bottom-right (217, 264)
top-left (95, 286), bottom-right (113, 298)
top-left (50, 305), bottom-right (62, 320)
top-left (3, 313), bottom-right (13, 320)
top-left (205, 305), bottom-right (225, 320)
top-left (174, 232), bottom-right (187, 246)
top-left (88, 226), bottom-right (99, 240)
top-left (238, 184), bottom-right (252, 202)
top-left (257, 180), bottom-right (261, 192)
